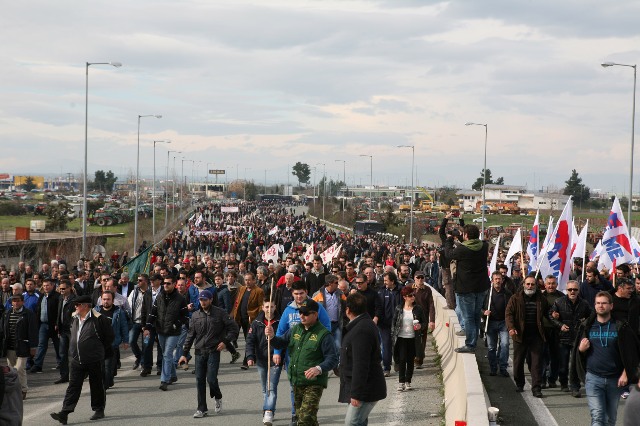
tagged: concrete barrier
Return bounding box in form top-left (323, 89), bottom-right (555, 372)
top-left (430, 286), bottom-right (490, 426)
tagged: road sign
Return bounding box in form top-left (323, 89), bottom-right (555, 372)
top-left (208, 169), bottom-right (225, 175)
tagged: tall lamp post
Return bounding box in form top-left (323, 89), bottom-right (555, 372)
top-left (181, 159), bottom-right (193, 219)
top-left (83, 61), bottom-right (121, 258)
top-left (134, 114), bottom-right (162, 255)
top-left (152, 140), bottom-right (170, 242)
top-left (244, 168), bottom-right (251, 200)
top-left (166, 150), bottom-right (181, 227)
top-left (360, 155), bottom-right (373, 220)
top-left (316, 163), bottom-right (326, 221)
top-left (602, 61), bottom-right (637, 227)
top-left (398, 145), bottom-right (415, 244)
top-left (335, 159), bottom-right (346, 223)
top-left (205, 162), bottom-right (214, 200)
top-left (465, 122), bottom-right (488, 239)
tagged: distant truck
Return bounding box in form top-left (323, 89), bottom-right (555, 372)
top-left (354, 220), bottom-right (386, 236)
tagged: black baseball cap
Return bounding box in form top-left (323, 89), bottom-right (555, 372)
top-left (298, 299), bottom-right (319, 315)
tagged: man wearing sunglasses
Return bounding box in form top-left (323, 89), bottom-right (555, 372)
top-left (550, 280), bottom-right (590, 397)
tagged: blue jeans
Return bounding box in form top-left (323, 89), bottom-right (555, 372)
top-left (378, 325), bottom-right (392, 372)
top-left (585, 371), bottom-right (620, 426)
top-left (344, 401), bottom-right (378, 426)
top-left (257, 363), bottom-right (282, 413)
top-left (486, 320), bottom-right (509, 372)
top-left (157, 334), bottom-right (178, 383)
top-left (174, 324), bottom-right (190, 365)
top-left (455, 294), bottom-right (465, 330)
top-left (34, 323), bottom-right (60, 368)
top-left (456, 291), bottom-right (487, 348)
top-left (128, 323), bottom-right (143, 362)
top-left (331, 321), bottom-right (342, 359)
top-left (195, 351), bottom-right (222, 412)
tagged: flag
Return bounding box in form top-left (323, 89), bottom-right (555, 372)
top-left (123, 245), bottom-right (153, 280)
top-left (268, 226), bottom-right (278, 236)
top-left (630, 237), bottom-right (640, 263)
top-left (505, 228), bottom-right (523, 275)
top-left (320, 243), bottom-right (340, 264)
top-left (538, 198), bottom-right (573, 291)
top-left (489, 236), bottom-right (501, 276)
top-left (194, 214), bottom-right (203, 227)
top-left (589, 241), bottom-right (602, 261)
top-left (571, 220), bottom-right (588, 261)
top-left (527, 210), bottom-right (540, 274)
top-left (262, 244), bottom-right (280, 264)
top-left (303, 244), bottom-right (314, 263)
top-left (541, 216), bottom-right (554, 252)
top-left (599, 196), bottom-right (635, 270)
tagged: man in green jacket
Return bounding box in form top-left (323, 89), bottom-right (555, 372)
top-left (266, 299), bottom-right (338, 426)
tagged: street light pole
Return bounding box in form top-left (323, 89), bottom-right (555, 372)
top-left (398, 145), bottom-right (415, 244)
top-left (83, 61), bottom-right (121, 258)
top-left (134, 114), bottom-right (162, 255)
top-left (166, 150), bottom-right (181, 227)
top-left (181, 159), bottom-right (193, 220)
top-left (316, 163), bottom-right (326, 221)
top-left (466, 122), bottom-right (488, 239)
top-left (152, 140), bottom-right (170, 242)
top-left (602, 61), bottom-right (637, 227)
top-left (335, 160), bottom-right (346, 223)
top-left (244, 168), bottom-right (251, 200)
top-left (360, 155), bottom-right (373, 220)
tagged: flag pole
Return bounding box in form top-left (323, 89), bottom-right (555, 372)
top-left (582, 220), bottom-right (588, 282)
top-left (484, 285), bottom-right (493, 334)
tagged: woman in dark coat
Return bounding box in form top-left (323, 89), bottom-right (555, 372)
top-left (391, 286), bottom-right (426, 391)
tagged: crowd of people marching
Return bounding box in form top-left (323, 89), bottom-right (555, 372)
top-left (1, 200), bottom-right (639, 425)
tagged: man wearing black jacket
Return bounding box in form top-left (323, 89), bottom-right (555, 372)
top-left (31, 278), bottom-right (61, 373)
top-left (443, 213), bottom-right (490, 353)
top-left (144, 275), bottom-right (188, 391)
top-left (339, 292), bottom-right (386, 425)
top-left (54, 281), bottom-right (76, 384)
top-left (179, 290), bottom-right (239, 419)
top-left (50, 295), bottom-right (114, 424)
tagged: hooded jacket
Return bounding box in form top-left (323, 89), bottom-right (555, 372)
top-left (246, 311), bottom-right (280, 367)
top-left (443, 227), bottom-right (489, 294)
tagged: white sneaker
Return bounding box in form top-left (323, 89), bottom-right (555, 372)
top-left (405, 382), bottom-right (412, 390)
top-left (397, 382), bottom-right (405, 392)
top-left (193, 410), bottom-right (207, 418)
top-left (215, 398), bottom-right (222, 413)
top-left (263, 410), bottom-right (274, 425)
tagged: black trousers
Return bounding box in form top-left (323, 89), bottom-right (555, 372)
top-left (394, 337), bottom-right (416, 384)
top-left (62, 359), bottom-right (106, 413)
top-left (513, 333), bottom-right (543, 391)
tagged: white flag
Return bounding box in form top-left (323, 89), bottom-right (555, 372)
top-left (268, 226), bottom-right (278, 236)
top-left (505, 229), bottom-right (523, 275)
top-left (571, 220), bottom-right (588, 261)
top-left (262, 244), bottom-right (280, 264)
top-left (303, 244), bottom-right (314, 263)
top-left (489, 236), bottom-right (501, 276)
top-left (320, 243), bottom-right (339, 265)
top-left (537, 198), bottom-right (573, 291)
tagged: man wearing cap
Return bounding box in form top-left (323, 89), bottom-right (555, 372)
top-left (50, 295), bottom-right (114, 424)
top-left (140, 274), bottom-right (164, 377)
top-left (266, 299), bottom-right (338, 426)
top-left (1, 293), bottom-right (38, 400)
top-left (179, 289), bottom-right (239, 418)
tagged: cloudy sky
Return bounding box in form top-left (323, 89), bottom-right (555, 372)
top-left (2, 0), bottom-right (640, 193)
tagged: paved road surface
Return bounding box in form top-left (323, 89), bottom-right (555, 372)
top-left (15, 336), bottom-right (443, 425)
